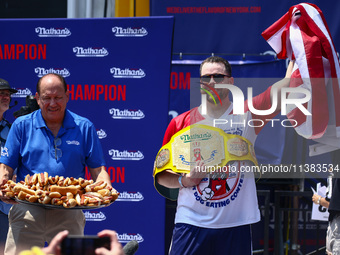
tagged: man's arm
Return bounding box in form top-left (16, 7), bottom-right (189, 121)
top-left (89, 166), bottom-right (112, 189)
top-left (270, 60), bottom-right (295, 110)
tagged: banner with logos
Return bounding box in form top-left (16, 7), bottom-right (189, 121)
top-left (151, 0), bottom-right (340, 55)
top-left (0, 17), bottom-right (174, 254)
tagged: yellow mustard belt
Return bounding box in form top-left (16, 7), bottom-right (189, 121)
top-left (152, 124), bottom-right (258, 200)
top-left (153, 124), bottom-right (258, 177)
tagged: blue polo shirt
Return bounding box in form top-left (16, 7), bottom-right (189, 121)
top-left (0, 109), bottom-right (106, 183)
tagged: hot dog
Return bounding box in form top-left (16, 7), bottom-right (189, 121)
top-left (27, 195), bottom-right (39, 203)
top-left (50, 185), bottom-right (79, 196)
top-left (84, 192), bottom-right (104, 200)
top-left (75, 194), bottom-right (89, 206)
top-left (86, 197), bottom-right (102, 207)
top-left (68, 177), bottom-right (79, 186)
top-left (85, 180), bottom-right (107, 192)
top-left (25, 174), bottom-right (39, 186)
top-left (17, 191), bottom-right (30, 201)
top-left (102, 196), bottom-right (114, 204)
top-left (63, 198), bottom-right (77, 208)
top-left (97, 189), bottom-right (111, 197)
top-left (38, 172), bottom-right (49, 186)
top-left (111, 191), bottom-right (119, 201)
top-left (13, 185), bottom-right (36, 196)
top-left (39, 196), bottom-right (52, 204)
top-left (35, 190), bottom-right (47, 198)
top-left (49, 192), bottom-right (62, 198)
top-left (4, 191), bottom-right (15, 198)
top-left (56, 176), bottom-right (64, 186)
top-left (48, 175), bottom-right (59, 185)
top-left (51, 198), bottom-right (63, 206)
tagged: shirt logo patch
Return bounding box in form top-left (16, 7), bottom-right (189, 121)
top-left (1, 147), bottom-right (8, 157)
top-left (66, 140), bottom-right (80, 145)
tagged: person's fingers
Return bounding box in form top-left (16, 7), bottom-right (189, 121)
top-left (95, 247), bottom-right (110, 255)
top-left (95, 245), bottom-right (124, 255)
top-left (96, 230), bottom-right (123, 255)
top-left (42, 230), bottom-right (69, 255)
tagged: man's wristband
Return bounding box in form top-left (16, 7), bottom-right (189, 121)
top-left (317, 196), bottom-right (322, 204)
top-left (178, 175), bottom-right (185, 188)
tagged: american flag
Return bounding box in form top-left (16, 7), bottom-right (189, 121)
top-left (262, 3), bottom-right (340, 155)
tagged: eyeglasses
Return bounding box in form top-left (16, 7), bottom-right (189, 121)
top-left (200, 74), bottom-right (230, 84)
top-left (0, 92), bottom-right (11, 98)
top-left (54, 138), bottom-right (62, 160)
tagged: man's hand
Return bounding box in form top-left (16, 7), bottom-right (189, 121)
top-left (0, 179), bottom-right (18, 204)
top-left (95, 230), bottom-right (124, 255)
top-left (0, 178), bottom-right (8, 199)
top-left (89, 166), bottom-right (113, 190)
top-left (181, 160), bottom-right (207, 187)
top-left (0, 163), bottom-right (15, 200)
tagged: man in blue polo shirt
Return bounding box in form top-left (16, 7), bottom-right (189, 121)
top-left (0, 78), bottom-right (17, 254)
top-left (0, 73), bottom-right (112, 255)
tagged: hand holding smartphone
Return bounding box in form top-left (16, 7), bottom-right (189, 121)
top-left (61, 235), bottom-right (111, 255)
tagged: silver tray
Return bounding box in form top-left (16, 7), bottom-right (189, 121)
top-left (14, 198), bottom-right (114, 210)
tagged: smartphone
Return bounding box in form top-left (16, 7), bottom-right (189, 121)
top-left (61, 235), bottom-right (111, 255)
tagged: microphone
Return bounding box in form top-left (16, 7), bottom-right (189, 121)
top-left (122, 240), bottom-right (139, 255)
top-left (9, 100), bottom-right (18, 109)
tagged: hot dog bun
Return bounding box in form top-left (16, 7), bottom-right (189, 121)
top-left (48, 175), bottom-right (59, 185)
top-left (13, 185), bottom-right (36, 196)
top-left (63, 198), bottom-right (77, 208)
top-left (50, 185), bottom-right (79, 196)
top-left (38, 172), bottom-right (49, 186)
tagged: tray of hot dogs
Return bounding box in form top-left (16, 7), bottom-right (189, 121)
top-left (1, 172), bottom-right (119, 209)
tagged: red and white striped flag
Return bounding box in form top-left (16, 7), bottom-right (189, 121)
top-left (262, 3), bottom-right (340, 155)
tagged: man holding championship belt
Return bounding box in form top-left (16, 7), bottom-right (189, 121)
top-left (154, 56), bottom-right (293, 255)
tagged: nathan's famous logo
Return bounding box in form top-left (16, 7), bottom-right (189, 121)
top-left (11, 88), bottom-right (32, 98)
top-left (84, 211), bottom-right (106, 222)
top-left (109, 108), bottom-right (145, 119)
top-left (108, 149), bottom-right (144, 161)
top-left (117, 233), bottom-right (144, 244)
top-left (1, 147), bottom-right (9, 157)
top-left (35, 27), bottom-right (71, 37)
top-left (116, 191), bottom-right (144, 202)
top-left (35, 67), bottom-right (70, 78)
top-left (73, 46), bottom-right (109, 57)
top-left (110, 67), bottom-right (146, 78)
top-left (180, 132), bottom-right (212, 143)
top-left (97, 129), bottom-right (107, 139)
top-left (112, 26), bottom-right (148, 37)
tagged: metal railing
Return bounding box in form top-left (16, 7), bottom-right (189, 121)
top-left (273, 190), bottom-right (326, 255)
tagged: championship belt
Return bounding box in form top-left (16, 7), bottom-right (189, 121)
top-left (153, 124), bottom-right (258, 177)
